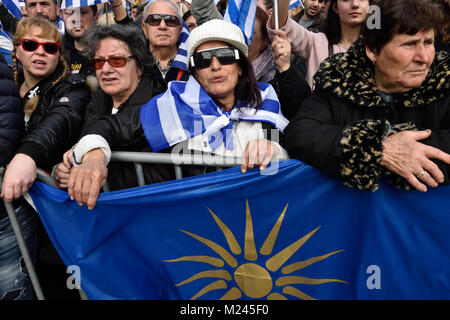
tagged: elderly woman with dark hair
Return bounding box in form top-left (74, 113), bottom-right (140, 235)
top-left (65, 19), bottom-right (289, 209)
top-left (54, 23), bottom-right (170, 191)
top-left (285, 0), bottom-right (450, 192)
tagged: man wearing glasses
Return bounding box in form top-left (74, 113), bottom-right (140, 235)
top-left (141, 0), bottom-right (189, 83)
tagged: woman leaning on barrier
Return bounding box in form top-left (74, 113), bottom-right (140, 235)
top-left (65, 19), bottom-right (290, 210)
top-left (53, 24), bottom-right (172, 191)
top-left (0, 54), bottom-right (35, 300)
top-left (0, 17), bottom-right (91, 299)
top-left (284, 0), bottom-right (450, 192)
top-left (1, 18), bottom-right (91, 202)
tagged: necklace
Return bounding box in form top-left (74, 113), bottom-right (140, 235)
top-left (154, 56), bottom-right (174, 76)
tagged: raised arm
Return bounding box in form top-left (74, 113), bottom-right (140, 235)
top-left (190, 0), bottom-right (223, 25)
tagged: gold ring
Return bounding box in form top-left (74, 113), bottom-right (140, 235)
top-left (417, 171), bottom-right (425, 178)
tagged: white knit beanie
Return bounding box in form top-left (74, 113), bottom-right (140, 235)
top-left (187, 19), bottom-right (248, 68)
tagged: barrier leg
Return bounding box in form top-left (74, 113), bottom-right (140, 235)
top-left (78, 288), bottom-right (89, 300)
top-left (3, 199), bottom-right (45, 300)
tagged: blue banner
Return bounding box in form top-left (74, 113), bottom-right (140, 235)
top-left (29, 160), bottom-right (450, 300)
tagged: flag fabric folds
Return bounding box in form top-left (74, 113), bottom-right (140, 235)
top-left (0, 0), bottom-right (21, 65)
top-left (61, 0), bottom-right (114, 9)
top-left (289, 0), bottom-right (303, 10)
top-left (140, 76), bottom-right (287, 152)
top-left (29, 160), bottom-right (450, 300)
top-left (171, 20), bottom-right (190, 72)
top-left (223, 0), bottom-right (257, 45)
top-left (2, 0), bottom-right (22, 18)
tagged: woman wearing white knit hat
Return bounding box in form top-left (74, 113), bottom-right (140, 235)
top-left (66, 19), bottom-right (290, 210)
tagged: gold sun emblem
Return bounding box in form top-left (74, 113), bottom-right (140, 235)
top-left (165, 199), bottom-right (348, 300)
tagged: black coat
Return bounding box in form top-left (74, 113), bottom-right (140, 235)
top-left (63, 34), bottom-right (93, 77)
top-left (0, 55), bottom-right (24, 220)
top-left (81, 72), bottom-right (173, 190)
top-left (0, 56), bottom-right (23, 167)
top-left (16, 65), bottom-right (91, 172)
top-left (285, 38), bottom-right (450, 191)
top-left (269, 65), bottom-right (311, 120)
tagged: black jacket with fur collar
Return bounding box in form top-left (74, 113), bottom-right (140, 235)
top-left (285, 38), bottom-right (450, 191)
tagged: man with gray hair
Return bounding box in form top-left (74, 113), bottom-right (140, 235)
top-left (141, 0), bottom-right (189, 82)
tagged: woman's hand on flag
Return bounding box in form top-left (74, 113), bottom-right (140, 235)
top-left (68, 148), bottom-right (108, 210)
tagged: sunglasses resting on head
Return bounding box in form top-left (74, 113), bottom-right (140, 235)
top-left (20, 38), bottom-right (60, 55)
top-left (190, 46), bottom-right (240, 69)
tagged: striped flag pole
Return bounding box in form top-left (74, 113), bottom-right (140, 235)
top-left (274, 0), bottom-right (279, 29)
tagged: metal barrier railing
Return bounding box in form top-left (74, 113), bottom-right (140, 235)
top-left (2, 152), bottom-right (288, 300)
top-left (0, 167), bottom-right (55, 300)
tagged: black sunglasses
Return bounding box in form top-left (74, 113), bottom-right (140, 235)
top-left (90, 55), bottom-right (134, 70)
top-left (144, 14), bottom-right (180, 27)
top-left (20, 38), bottom-right (60, 55)
top-left (190, 47), bottom-right (240, 69)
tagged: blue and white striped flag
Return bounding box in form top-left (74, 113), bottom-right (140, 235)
top-left (0, 0), bottom-right (21, 65)
top-left (2, 0), bottom-right (22, 18)
top-left (223, 0), bottom-right (257, 45)
top-left (172, 20), bottom-right (189, 72)
top-left (140, 76), bottom-right (288, 152)
top-left (289, 0), bottom-right (303, 10)
top-left (61, 0), bottom-right (113, 9)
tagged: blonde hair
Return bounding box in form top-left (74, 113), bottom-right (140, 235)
top-left (12, 17), bottom-right (69, 115)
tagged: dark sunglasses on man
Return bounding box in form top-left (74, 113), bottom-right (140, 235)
top-left (190, 46), bottom-right (240, 69)
top-left (144, 14), bottom-right (180, 27)
top-left (20, 38), bottom-right (60, 55)
top-left (89, 55), bottom-right (134, 70)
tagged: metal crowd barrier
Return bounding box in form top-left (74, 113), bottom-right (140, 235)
top-left (0, 167), bottom-right (55, 300)
top-left (2, 152), bottom-right (288, 300)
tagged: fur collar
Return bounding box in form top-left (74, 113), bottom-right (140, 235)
top-left (313, 37), bottom-right (450, 108)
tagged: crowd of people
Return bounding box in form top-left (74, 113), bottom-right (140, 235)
top-left (0, 0), bottom-right (448, 300)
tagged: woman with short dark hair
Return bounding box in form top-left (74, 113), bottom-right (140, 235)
top-left (53, 24), bottom-right (170, 191)
top-left (285, 0), bottom-right (450, 192)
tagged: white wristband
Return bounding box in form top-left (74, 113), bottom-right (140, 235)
top-left (72, 134), bottom-right (112, 167)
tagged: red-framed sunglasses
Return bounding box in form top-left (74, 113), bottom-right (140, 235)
top-left (20, 38), bottom-right (61, 55)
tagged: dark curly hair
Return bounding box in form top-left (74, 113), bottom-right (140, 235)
top-left (81, 24), bottom-right (154, 73)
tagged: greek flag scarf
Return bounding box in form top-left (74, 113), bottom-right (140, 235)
top-left (140, 76), bottom-right (288, 152)
top-left (172, 20), bottom-right (190, 72)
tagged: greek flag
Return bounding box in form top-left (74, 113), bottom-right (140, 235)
top-left (1, 0), bottom-right (22, 17)
top-left (29, 161), bottom-right (450, 300)
top-left (0, 0), bottom-right (21, 65)
top-left (223, 0), bottom-right (257, 45)
top-left (61, 0), bottom-right (114, 9)
top-left (172, 20), bottom-right (189, 72)
top-left (140, 76), bottom-right (288, 152)
top-left (290, 0), bottom-right (303, 10)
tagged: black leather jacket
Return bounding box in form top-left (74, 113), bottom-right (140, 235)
top-left (0, 55), bottom-right (24, 220)
top-left (16, 65), bottom-right (91, 172)
top-left (80, 72), bottom-right (172, 190)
